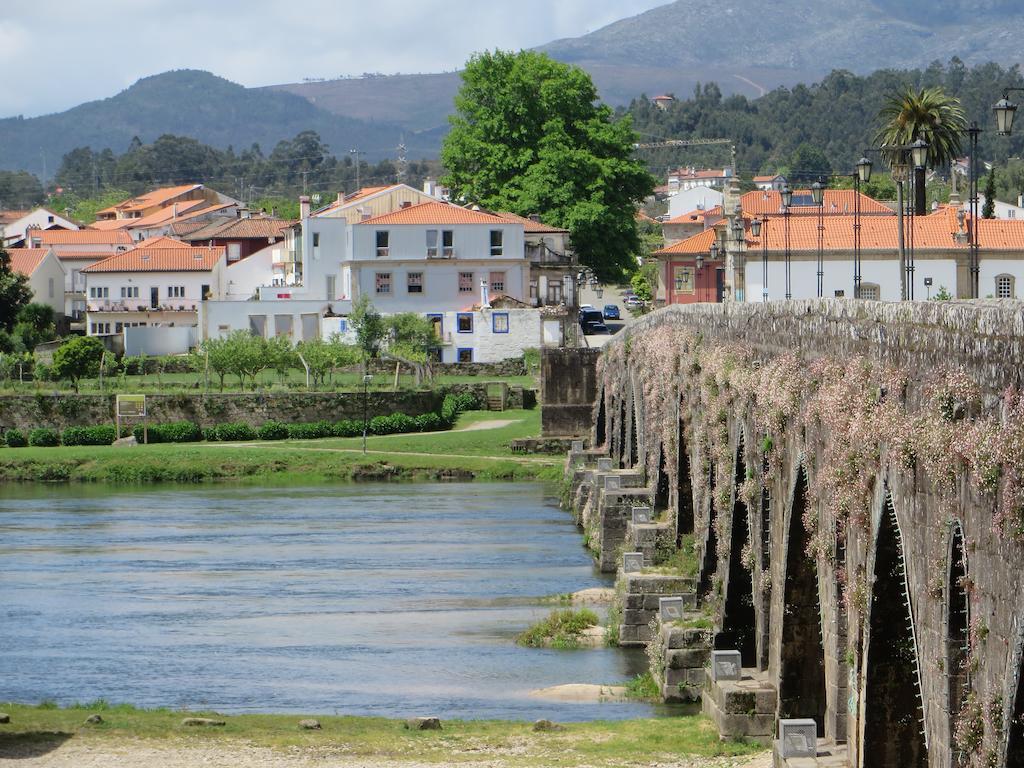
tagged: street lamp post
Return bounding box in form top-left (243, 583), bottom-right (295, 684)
top-left (362, 373), bottom-right (372, 454)
top-left (812, 181), bottom-right (825, 297)
top-left (704, 245), bottom-right (714, 303)
top-left (750, 215), bottom-right (768, 301)
top-left (780, 185), bottom-right (793, 299)
top-left (855, 156), bottom-right (873, 298)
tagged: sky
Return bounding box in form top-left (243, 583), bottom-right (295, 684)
top-left (1, 0), bottom-right (669, 118)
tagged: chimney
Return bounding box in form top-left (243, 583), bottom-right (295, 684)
top-left (529, 213), bottom-right (541, 223)
top-left (480, 278), bottom-right (491, 309)
top-left (299, 195), bottom-right (311, 220)
top-left (424, 178), bottom-right (436, 197)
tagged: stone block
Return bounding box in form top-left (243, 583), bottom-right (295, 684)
top-left (702, 694), bottom-right (774, 740)
top-left (666, 648), bottom-right (710, 669)
top-left (597, 457), bottom-right (613, 471)
top-left (618, 624), bottom-right (639, 643)
top-left (659, 596), bottom-right (684, 622)
top-left (686, 667), bottom-right (706, 686)
top-left (778, 719), bottom-right (817, 758)
top-left (711, 650), bottom-right (742, 681)
top-left (665, 626), bottom-right (712, 649)
top-left (622, 609), bottom-right (652, 625)
top-left (571, 440), bottom-right (584, 453)
top-left (636, 624), bottom-right (654, 642)
top-left (664, 667), bottom-right (689, 687)
top-left (625, 593), bottom-right (645, 609)
top-left (622, 552), bottom-right (644, 573)
top-left (605, 475), bottom-right (621, 491)
top-left (631, 506), bottom-right (652, 524)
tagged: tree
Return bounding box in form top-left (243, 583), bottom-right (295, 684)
top-left (0, 248), bottom-right (33, 333)
top-left (194, 335), bottom-right (234, 391)
top-left (51, 336), bottom-right (105, 392)
top-left (983, 169), bottom-right (997, 218)
top-left (875, 86), bottom-right (967, 214)
top-left (349, 295), bottom-right (387, 366)
top-left (385, 313), bottom-right (438, 385)
top-left (787, 143), bottom-right (832, 183)
top-left (14, 303), bottom-right (56, 351)
top-left (441, 50), bottom-right (655, 279)
top-left (295, 335), bottom-right (359, 390)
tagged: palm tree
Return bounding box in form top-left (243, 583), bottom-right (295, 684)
top-left (875, 86), bottom-right (968, 214)
top-left (875, 87), bottom-right (967, 300)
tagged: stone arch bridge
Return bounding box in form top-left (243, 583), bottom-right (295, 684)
top-left (560, 300), bottom-right (1024, 768)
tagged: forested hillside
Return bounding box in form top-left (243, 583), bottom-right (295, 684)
top-left (623, 60), bottom-right (1024, 178)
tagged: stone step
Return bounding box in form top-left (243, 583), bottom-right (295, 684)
top-left (622, 574), bottom-right (697, 594)
top-left (772, 741), bottom-right (849, 768)
top-left (701, 666), bottom-right (778, 744)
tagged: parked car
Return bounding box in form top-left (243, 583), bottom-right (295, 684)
top-left (578, 308), bottom-right (608, 335)
top-left (623, 296), bottom-right (645, 310)
top-left (603, 304), bottom-right (621, 320)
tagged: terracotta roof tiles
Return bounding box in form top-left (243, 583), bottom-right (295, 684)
top-left (741, 189), bottom-right (893, 216)
top-left (494, 211), bottom-right (567, 233)
top-left (82, 244), bottom-right (223, 273)
top-left (30, 229), bottom-right (133, 245)
top-left (5, 248), bottom-right (48, 276)
top-left (357, 201), bottom-right (509, 226)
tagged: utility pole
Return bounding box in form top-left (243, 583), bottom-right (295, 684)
top-left (301, 171), bottom-right (309, 195)
top-left (350, 149), bottom-right (364, 193)
top-left (396, 137), bottom-right (407, 184)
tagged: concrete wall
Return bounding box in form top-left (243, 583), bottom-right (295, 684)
top-left (123, 326), bottom-right (196, 356)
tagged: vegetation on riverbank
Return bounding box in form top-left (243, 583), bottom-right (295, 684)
top-left (0, 701), bottom-right (763, 765)
top-left (516, 608), bottom-right (600, 649)
top-left (0, 410), bottom-right (562, 485)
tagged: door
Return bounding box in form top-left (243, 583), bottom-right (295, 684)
top-left (201, 284), bottom-right (210, 301)
top-left (716, 269), bottom-right (725, 303)
top-left (150, 286), bottom-right (159, 309)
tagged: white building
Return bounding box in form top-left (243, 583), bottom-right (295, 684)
top-left (667, 185), bottom-right (725, 220)
top-left (0, 207), bottom-right (79, 247)
top-left (82, 239), bottom-right (226, 337)
top-left (977, 194), bottom-right (1024, 220)
top-left (6, 248), bottom-right (67, 317)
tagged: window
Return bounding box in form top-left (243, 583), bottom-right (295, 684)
top-left (547, 282), bottom-right (563, 303)
top-left (89, 286), bottom-right (109, 299)
top-left (312, 232), bottom-right (320, 248)
top-left (168, 286), bottom-right (185, 298)
top-left (859, 283), bottom-right (880, 300)
top-left (48, 277), bottom-right (54, 298)
top-left (996, 274), bottom-right (1015, 298)
top-left (442, 229), bottom-right (454, 257)
top-left (121, 286), bottom-right (139, 298)
top-left (407, 271), bottom-right (423, 293)
top-left (325, 275), bottom-right (336, 299)
top-left (426, 229), bottom-right (438, 258)
top-left (457, 313), bottom-right (473, 333)
top-left (115, 322), bottom-right (123, 333)
top-left (227, 243), bottom-right (241, 262)
top-left (529, 281), bottom-right (538, 300)
top-left (376, 230), bottom-right (389, 257)
top-left (375, 272), bottom-right (392, 294)
top-left (47, 215), bottom-right (54, 223)
top-left (489, 271), bottom-right (506, 293)
top-left (457, 348), bottom-right (473, 363)
top-left (90, 322), bottom-right (111, 334)
top-left (427, 314), bottom-right (443, 339)
top-left (458, 271), bottom-right (474, 293)
top-left (492, 312), bottom-right (509, 333)
top-left (490, 230), bottom-right (503, 256)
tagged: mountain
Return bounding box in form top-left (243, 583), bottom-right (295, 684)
top-left (0, 70), bottom-right (441, 179)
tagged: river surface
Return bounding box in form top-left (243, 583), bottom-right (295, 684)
top-left (0, 482), bottom-right (659, 720)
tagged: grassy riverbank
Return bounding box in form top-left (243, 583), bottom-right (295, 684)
top-left (0, 702), bottom-right (764, 767)
top-left (0, 410), bottom-right (563, 485)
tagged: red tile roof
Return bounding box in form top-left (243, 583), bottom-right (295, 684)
top-left (87, 218), bottom-right (133, 231)
top-left (5, 248), bottom-right (49, 276)
top-left (665, 206), bottom-right (723, 225)
top-left (122, 199), bottom-right (210, 228)
top-left (655, 228), bottom-right (718, 255)
top-left (0, 210), bottom-right (31, 225)
top-left (494, 211), bottom-right (567, 233)
top-left (82, 245), bottom-right (224, 273)
top-left (50, 250), bottom-right (116, 261)
top-left (179, 217), bottom-right (294, 241)
top-left (97, 184), bottom-right (205, 216)
top-left (741, 189), bottom-right (893, 216)
top-left (358, 201), bottom-right (509, 226)
top-left (30, 229), bottom-right (133, 245)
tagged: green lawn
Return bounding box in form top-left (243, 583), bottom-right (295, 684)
top-left (0, 702), bottom-right (763, 766)
top-left (0, 410), bottom-right (562, 485)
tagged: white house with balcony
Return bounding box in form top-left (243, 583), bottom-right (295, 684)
top-left (82, 240), bottom-right (226, 339)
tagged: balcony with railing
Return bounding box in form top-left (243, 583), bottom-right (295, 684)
top-left (87, 301), bottom-right (199, 313)
top-left (527, 244), bottom-right (574, 266)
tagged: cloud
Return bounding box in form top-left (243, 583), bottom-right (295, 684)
top-left (0, 0), bottom-right (668, 117)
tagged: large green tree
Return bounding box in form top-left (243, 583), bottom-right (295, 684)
top-left (0, 248), bottom-right (33, 333)
top-left (51, 336), bottom-right (105, 392)
top-left (441, 50), bottom-right (654, 279)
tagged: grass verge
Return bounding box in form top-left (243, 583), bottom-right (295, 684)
top-left (0, 702), bottom-right (763, 766)
top-left (0, 411), bottom-right (561, 486)
top-left (516, 608), bottom-right (599, 649)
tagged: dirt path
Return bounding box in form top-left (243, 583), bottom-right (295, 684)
top-left (0, 737), bottom-right (773, 768)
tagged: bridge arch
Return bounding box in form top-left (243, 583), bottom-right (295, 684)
top-left (946, 518), bottom-right (970, 766)
top-left (861, 492), bottom-right (928, 768)
top-left (719, 440), bottom-right (756, 667)
top-left (676, 414), bottom-right (694, 538)
top-left (1007, 629), bottom-right (1024, 768)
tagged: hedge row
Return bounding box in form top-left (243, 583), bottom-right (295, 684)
top-left (3, 391), bottom-right (481, 448)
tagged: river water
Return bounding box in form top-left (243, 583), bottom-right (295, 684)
top-left (0, 482), bottom-right (657, 720)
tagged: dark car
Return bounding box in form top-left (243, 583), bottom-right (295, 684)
top-left (578, 308), bottom-right (608, 335)
top-left (603, 304), bottom-right (621, 320)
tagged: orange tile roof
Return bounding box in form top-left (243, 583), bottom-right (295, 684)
top-left (0, 210), bottom-right (32, 225)
top-left (135, 236), bottom-right (192, 249)
top-left (665, 206), bottom-right (723, 225)
top-left (741, 189), bottom-right (894, 216)
top-left (314, 185), bottom-right (396, 215)
top-left (753, 175), bottom-right (782, 182)
top-left (180, 217), bottom-right (294, 241)
top-left (82, 245), bottom-right (224, 273)
top-left (5, 248), bottom-right (49, 276)
top-left (657, 210), bottom-right (1024, 255)
top-left (123, 199), bottom-right (210, 229)
top-left (87, 218), bottom-right (134, 230)
top-left (494, 211), bottom-right (567, 233)
top-left (358, 201), bottom-right (509, 226)
top-left (97, 184), bottom-right (204, 216)
top-left (51, 250), bottom-right (117, 261)
top-left (30, 228), bottom-right (133, 245)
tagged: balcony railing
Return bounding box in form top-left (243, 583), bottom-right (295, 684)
top-left (87, 302), bottom-right (198, 313)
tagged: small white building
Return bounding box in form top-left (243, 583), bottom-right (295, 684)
top-left (0, 208), bottom-right (79, 247)
top-left (977, 194), bottom-right (1024, 220)
top-left (6, 247), bottom-right (67, 317)
top-left (667, 185), bottom-right (725, 220)
top-left (81, 240), bottom-right (226, 336)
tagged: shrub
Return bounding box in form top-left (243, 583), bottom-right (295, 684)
top-left (414, 412), bottom-right (445, 432)
top-left (257, 421), bottom-right (290, 441)
top-left (515, 608), bottom-right (600, 649)
top-left (4, 428), bottom-right (27, 447)
top-left (440, 392), bottom-right (480, 425)
top-left (28, 427), bottom-right (60, 447)
top-left (132, 421), bottom-right (203, 444)
top-left (213, 422), bottom-right (257, 442)
top-left (202, 426), bottom-right (218, 442)
top-left (369, 413), bottom-right (418, 435)
top-left (62, 425), bottom-right (117, 446)
top-left (286, 421), bottom-right (334, 440)
top-left (332, 420), bottom-right (363, 438)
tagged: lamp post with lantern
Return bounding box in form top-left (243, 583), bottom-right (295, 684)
top-left (780, 184), bottom-right (793, 299)
top-left (990, 90), bottom-right (1024, 299)
top-left (749, 215), bottom-right (769, 302)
